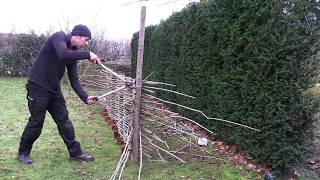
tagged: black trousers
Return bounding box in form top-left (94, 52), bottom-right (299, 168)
top-left (18, 81), bottom-right (83, 157)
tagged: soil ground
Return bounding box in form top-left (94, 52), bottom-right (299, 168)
top-left (292, 113), bottom-right (320, 180)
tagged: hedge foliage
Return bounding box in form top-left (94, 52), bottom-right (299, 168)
top-left (0, 32), bottom-right (47, 77)
top-left (0, 31), bottom-right (127, 77)
top-left (131, 0), bottom-right (320, 172)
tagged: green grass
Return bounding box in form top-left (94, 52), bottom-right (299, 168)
top-left (0, 77), bottom-right (261, 179)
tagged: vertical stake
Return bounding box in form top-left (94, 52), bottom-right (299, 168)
top-left (132, 6), bottom-right (146, 164)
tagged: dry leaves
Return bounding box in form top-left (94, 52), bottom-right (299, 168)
top-left (210, 140), bottom-right (271, 175)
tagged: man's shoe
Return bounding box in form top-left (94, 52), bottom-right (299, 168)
top-left (69, 154), bottom-right (94, 162)
top-left (17, 154), bottom-right (33, 165)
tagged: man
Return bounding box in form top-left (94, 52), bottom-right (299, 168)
top-left (17, 24), bottom-right (101, 165)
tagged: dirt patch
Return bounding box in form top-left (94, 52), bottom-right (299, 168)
top-left (308, 115), bottom-right (320, 173)
top-left (292, 113), bottom-right (320, 179)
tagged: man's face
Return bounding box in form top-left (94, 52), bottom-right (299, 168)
top-left (72, 36), bottom-right (90, 48)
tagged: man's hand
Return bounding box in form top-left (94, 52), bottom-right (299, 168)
top-left (86, 95), bottom-right (98, 105)
top-left (89, 52), bottom-right (102, 65)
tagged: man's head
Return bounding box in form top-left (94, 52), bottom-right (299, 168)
top-left (70, 24), bottom-right (91, 48)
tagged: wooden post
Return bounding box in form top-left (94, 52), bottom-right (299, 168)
top-left (132, 6), bottom-right (146, 164)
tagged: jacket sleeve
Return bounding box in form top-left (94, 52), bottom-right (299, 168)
top-left (51, 32), bottom-right (90, 61)
top-left (67, 62), bottom-right (89, 103)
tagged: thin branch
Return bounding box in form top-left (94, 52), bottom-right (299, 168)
top-left (143, 86), bottom-right (196, 99)
top-left (143, 71), bottom-right (154, 81)
top-left (143, 80), bottom-right (176, 87)
top-left (144, 94), bottom-right (260, 132)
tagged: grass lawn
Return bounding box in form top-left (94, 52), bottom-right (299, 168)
top-left (0, 77), bottom-right (261, 179)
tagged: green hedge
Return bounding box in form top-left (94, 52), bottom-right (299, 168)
top-left (1, 32), bottom-right (47, 77)
top-left (131, 0), bottom-right (320, 172)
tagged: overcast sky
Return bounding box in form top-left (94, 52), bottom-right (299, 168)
top-left (0, 0), bottom-right (195, 40)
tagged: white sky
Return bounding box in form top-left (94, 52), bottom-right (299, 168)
top-left (0, 0), bottom-right (195, 40)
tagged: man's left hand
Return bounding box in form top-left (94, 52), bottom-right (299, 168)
top-left (86, 96), bottom-right (98, 105)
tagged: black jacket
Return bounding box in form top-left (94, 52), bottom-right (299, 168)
top-left (28, 31), bottom-right (90, 101)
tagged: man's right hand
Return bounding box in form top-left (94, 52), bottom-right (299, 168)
top-left (89, 52), bottom-right (102, 65)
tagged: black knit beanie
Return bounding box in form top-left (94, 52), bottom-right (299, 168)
top-left (71, 24), bottom-right (91, 39)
